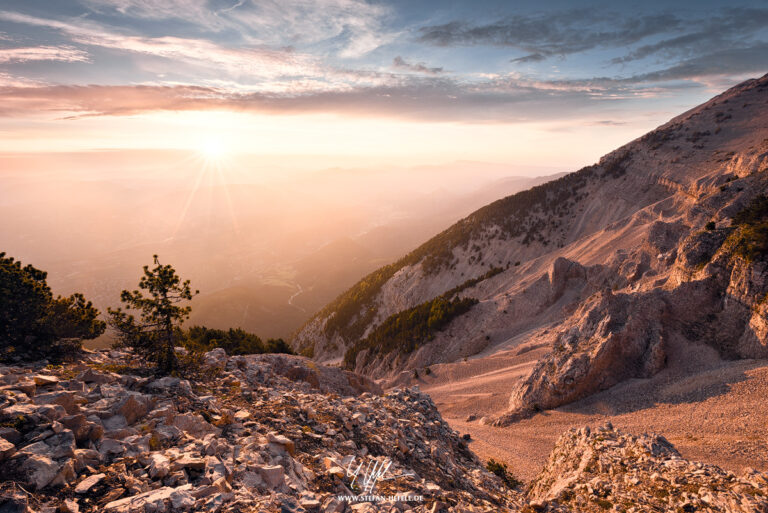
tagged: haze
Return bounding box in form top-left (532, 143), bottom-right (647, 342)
top-left (2, 0), bottom-right (767, 340)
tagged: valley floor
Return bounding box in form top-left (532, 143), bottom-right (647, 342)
top-left (420, 345), bottom-right (768, 482)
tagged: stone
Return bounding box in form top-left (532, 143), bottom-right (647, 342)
top-left (0, 437), bottom-right (16, 460)
top-left (267, 432), bottom-right (295, 455)
top-left (172, 456), bottom-right (206, 471)
top-left (0, 427), bottom-right (22, 445)
top-left (60, 499), bottom-right (80, 513)
top-left (75, 472), bottom-right (106, 493)
top-left (170, 489), bottom-right (195, 510)
top-left (0, 493), bottom-right (28, 513)
top-left (99, 438), bottom-right (125, 456)
top-left (241, 471), bottom-right (262, 487)
top-left (114, 393), bottom-right (151, 425)
top-left (32, 375), bottom-right (59, 386)
top-left (147, 453), bottom-right (171, 479)
top-left (77, 368), bottom-right (116, 384)
top-left (44, 429), bottom-right (76, 459)
top-left (103, 486), bottom-right (180, 513)
top-left (50, 459), bottom-right (76, 486)
top-left (301, 498), bottom-right (322, 511)
top-left (73, 449), bottom-right (102, 471)
top-left (146, 377), bottom-right (180, 392)
top-left (233, 409), bottom-right (250, 422)
top-left (203, 348), bottom-right (228, 368)
top-left (34, 391), bottom-right (78, 414)
top-left (20, 454), bottom-right (59, 490)
top-left (172, 413), bottom-right (219, 437)
top-left (258, 465), bottom-right (285, 489)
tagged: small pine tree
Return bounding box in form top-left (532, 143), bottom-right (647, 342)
top-left (108, 255), bottom-right (198, 374)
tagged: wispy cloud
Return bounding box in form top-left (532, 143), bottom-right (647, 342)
top-left (392, 56), bottom-right (443, 74)
top-left (0, 69), bottom-right (705, 122)
top-left (417, 9), bottom-right (681, 61)
top-left (81, 0), bottom-right (395, 58)
top-left (0, 45), bottom-right (90, 63)
top-left (0, 10), bottom-right (317, 80)
top-left (416, 6), bottom-right (768, 80)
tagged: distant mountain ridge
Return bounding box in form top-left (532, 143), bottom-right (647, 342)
top-left (293, 73), bottom-right (768, 421)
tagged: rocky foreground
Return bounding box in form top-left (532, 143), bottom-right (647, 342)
top-left (0, 350), bottom-right (766, 513)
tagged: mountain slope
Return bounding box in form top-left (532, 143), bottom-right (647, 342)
top-left (294, 73), bottom-right (768, 419)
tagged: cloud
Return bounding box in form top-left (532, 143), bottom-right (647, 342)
top-left (627, 43), bottom-right (768, 83)
top-left (0, 46), bottom-right (90, 63)
top-left (0, 71), bottom-right (701, 122)
top-left (392, 56), bottom-right (443, 74)
top-left (81, 0), bottom-right (395, 58)
top-left (611, 8), bottom-right (768, 65)
top-left (416, 7), bottom-right (768, 76)
top-left (82, 0), bottom-right (216, 24)
top-left (0, 10), bottom-right (317, 79)
top-left (417, 10), bottom-right (681, 60)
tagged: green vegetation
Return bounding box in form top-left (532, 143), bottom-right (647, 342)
top-left (343, 296), bottom-right (477, 368)
top-left (727, 195), bottom-right (768, 263)
top-left (486, 459), bottom-right (522, 489)
top-left (185, 326), bottom-right (294, 355)
top-left (108, 255), bottom-right (199, 374)
top-left (442, 266), bottom-right (504, 299)
top-left (0, 252), bottom-right (105, 361)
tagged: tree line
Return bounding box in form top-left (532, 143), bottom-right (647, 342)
top-left (0, 253), bottom-right (292, 374)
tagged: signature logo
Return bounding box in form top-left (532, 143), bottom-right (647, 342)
top-left (345, 456), bottom-right (414, 495)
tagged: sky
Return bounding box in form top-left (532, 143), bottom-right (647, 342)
top-left (1, 0), bottom-right (768, 169)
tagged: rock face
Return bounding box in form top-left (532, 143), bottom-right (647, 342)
top-left (293, 73), bottom-right (768, 417)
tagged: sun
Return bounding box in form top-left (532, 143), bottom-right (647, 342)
top-left (200, 138), bottom-right (227, 160)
